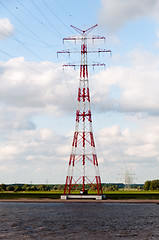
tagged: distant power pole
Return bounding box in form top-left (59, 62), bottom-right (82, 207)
top-left (58, 24), bottom-right (111, 196)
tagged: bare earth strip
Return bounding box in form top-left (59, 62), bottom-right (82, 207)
top-left (0, 198), bottom-right (159, 204)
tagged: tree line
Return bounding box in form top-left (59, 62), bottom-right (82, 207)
top-left (143, 180), bottom-right (159, 190)
top-left (0, 183), bottom-right (119, 192)
top-left (0, 182), bottom-right (144, 192)
top-left (0, 184), bottom-right (58, 192)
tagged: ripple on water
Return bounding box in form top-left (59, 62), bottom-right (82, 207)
top-left (0, 202), bottom-right (159, 239)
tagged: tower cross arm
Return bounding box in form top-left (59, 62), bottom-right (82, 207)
top-left (87, 49), bottom-right (112, 54)
top-left (57, 49), bottom-right (111, 56)
top-left (57, 49), bottom-right (71, 57)
top-left (62, 63), bottom-right (106, 70)
top-left (63, 35), bottom-right (106, 43)
top-left (92, 36), bottom-right (105, 40)
top-left (63, 37), bottom-right (79, 41)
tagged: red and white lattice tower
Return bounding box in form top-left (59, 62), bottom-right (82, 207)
top-left (58, 24), bottom-right (111, 195)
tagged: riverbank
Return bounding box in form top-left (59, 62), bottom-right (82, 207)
top-left (1, 191), bottom-right (159, 203)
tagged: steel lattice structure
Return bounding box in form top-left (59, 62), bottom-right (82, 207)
top-left (58, 24), bottom-right (111, 195)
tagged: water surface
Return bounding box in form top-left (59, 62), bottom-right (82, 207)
top-left (0, 202), bottom-right (159, 239)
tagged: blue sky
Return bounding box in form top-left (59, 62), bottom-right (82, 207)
top-left (1, 0), bottom-right (159, 184)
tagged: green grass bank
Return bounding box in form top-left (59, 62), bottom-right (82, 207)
top-left (1, 191), bottom-right (159, 200)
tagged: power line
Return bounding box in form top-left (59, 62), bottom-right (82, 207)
top-left (17, 0), bottom-right (63, 45)
top-left (0, 1), bottom-right (53, 49)
top-left (42, 0), bottom-right (74, 35)
top-left (0, 49), bottom-right (14, 59)
top-left (1, 1), bottom-right (75, 61)
top-left (0, 29), bottom-right (43, 61)
top-left (13, 37), bottom-right (43, 61)
top-left (55, 0), bottom-right (81, 26)
top-left (30, 0), bottom-right (63, 39)
top-left (0, 48), bottom-right (60, 79)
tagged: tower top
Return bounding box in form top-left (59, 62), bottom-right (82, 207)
top-left (62, 24), bottom-right (106, 42)
top-left (57, 24), bottom-right (111, 70)
top-left (70, 24), bottom-right (98, 35)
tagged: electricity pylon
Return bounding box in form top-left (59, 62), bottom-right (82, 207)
top-left (58, 24), bottom-right (111, 195)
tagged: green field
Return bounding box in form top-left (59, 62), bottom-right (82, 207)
top-left (104, 191), bottom-right (159, 200)
top-left (0, 191), bottom-right (159, 200)
top-left (0, 192), bottom-right (61, 199)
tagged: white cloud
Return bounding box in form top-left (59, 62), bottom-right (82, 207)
top-left (1, 119), bottom-right (159, 183)
top-left (0, 18), bottom-right (14, 39)
top-left (125, 143), bottom-right (158, 158)
top-left (0, 128), bottom-right (71, 183)
top-left (0, 57), bottom-right (78, 183)
top-left (98, 0), bottom-right (159, 32)
top-left (2, 51), bottom-right (159, 123)
top-left (1, 51), bottom-right (159, 183)
top-left (0, 57), bottom-right (78, 131)
top-left (91, 50), bottom-right (159, 115)
top-left (0, 145), bottom-right (22, 160)
top-left (97, 122), bottom-right (159, 183)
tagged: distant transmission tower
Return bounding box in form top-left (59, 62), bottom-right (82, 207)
top-left (58, 24), bottom-right (111, 196)
top-left (118, 169), bottom-right (135, 190)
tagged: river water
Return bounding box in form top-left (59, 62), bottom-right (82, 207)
top-left (0, 202), bottom-right (159, 239)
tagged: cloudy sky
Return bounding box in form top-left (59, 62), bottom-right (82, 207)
top-left (0, 0), bottom-right (159, 184)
